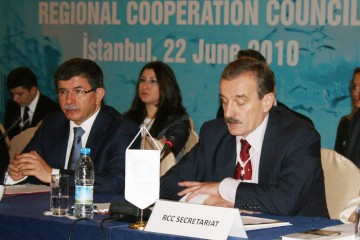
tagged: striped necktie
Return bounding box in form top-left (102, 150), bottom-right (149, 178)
top-left (68, 127), bottom-right (85, 170)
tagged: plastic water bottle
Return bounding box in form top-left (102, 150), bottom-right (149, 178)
top-left (73, 148), bottom-right (95, 219)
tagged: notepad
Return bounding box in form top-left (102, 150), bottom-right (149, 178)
top-left (241, 215), bottom-right (291, 230)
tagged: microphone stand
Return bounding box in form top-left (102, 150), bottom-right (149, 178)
top-left (129, 208), bottom-right (146, 230)
top-left (0, 116), bottom-right (23, 141)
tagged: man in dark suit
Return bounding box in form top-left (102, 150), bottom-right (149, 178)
top-left (5, 58), bottom-right (139, 194)
top-left (161, 58), bottom-right (328, 217)
top-left (5, 67), bottom-right (60, 139)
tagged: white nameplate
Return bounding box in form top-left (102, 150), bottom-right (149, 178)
top-left (145, 199), bottom-right (247, 240)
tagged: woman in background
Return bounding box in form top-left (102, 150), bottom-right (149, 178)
top-left (334, 67), bottom-right (360, 155)
top-left (124, 61), bottom-right (190, 160)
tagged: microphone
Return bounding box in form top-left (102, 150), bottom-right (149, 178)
top-left (0, 116), bottom-right (22, 141)
top-left (161, 136), bottom-right (175, 154)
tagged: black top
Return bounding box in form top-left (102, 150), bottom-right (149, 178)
top-left (334, 115), bottom-right (351, 156)
top-left (0, 137), bottom-right (9, 182)
top-left (343, 111), bottom-right (360, 168)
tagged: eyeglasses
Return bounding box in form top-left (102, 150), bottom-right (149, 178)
top-left (55, 88), bottom-right (95, 98)
top-left (139, 77), bottom-right (158, 85)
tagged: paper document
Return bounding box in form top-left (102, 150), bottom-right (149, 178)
top-left (242, 215), bottom-right (291, 230)
top-left (4, 184), bottom-right (51, 195)
top-left (282, 223), bottom-right (355, 240)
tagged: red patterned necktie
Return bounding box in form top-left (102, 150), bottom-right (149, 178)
top-left (234, 139), bottom-right (252, 180)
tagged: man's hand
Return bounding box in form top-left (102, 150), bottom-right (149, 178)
top-left (9, 151), bottom-right (52, 183)
top-left (349, 210), bottom-right (357, 223)
top-left (178, 181), bottom-right (220, 202)
top-left (8, 154), bottom-right (24, 181)
top-left (203, 195), bottom-right (234, 208)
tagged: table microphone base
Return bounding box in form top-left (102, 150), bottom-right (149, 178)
top-left (129, 220), bottom-right (147, 230)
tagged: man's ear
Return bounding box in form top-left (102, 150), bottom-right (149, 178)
top-left (263, 92), bottom-right (275, 112)
top-left (30, 86), bottom-right (38, 94)
top-left (95, 88), bottom-right (105, 105)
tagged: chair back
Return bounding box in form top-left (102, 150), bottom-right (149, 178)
top-left (183, 117), bottom-right (199, 155)
top-left (320, 148), bottom-right (360, 219)
top-left (141, 117), bottom-right (199, 176)
top-left (8, 127), bottom-right (38, 158)
top-left (183, 129), bottom-right (199, 155)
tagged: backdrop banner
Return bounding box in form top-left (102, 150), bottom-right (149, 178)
top-left (1, 0), bottom-right (360, 148)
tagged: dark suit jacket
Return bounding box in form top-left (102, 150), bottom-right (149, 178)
top-left (19, 105), bottom-right (140, 194)
top-left (5, 93), bottom-right (60, 139)
top-left (344, 111), bottom-right (360, 168)
top-left (276, 101), bottom-right (314, 126)
top-left (0, 138), bottom-right (9, 182)
top-left (161, 106), bottom-right (329, 217)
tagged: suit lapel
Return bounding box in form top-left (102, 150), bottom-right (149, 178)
top-left (86, 107), bottom-right (109, 159)
top-left (258, 109), bottom-right (279, 183)
top-left (48, 116), bottom-right (70, 169)
top-left (215, 134), bottom-right (237, 180)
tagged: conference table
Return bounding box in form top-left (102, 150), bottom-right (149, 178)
top-left (0, 191), bottom-right (343, 240)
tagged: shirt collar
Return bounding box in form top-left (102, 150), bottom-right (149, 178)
top-left (69, 107), bottom-right (101, 134)
top-left (26, 90), bottom-right (40, 112)
top-left (237, 114), bottom-right (269, 153)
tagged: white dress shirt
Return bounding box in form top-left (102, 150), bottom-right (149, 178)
top-left (20, 90), bottom-right (40, 128)
top-left (53, 107), bottom-right (101, 173)
top-left (181, 114), bottom-right (269, 204)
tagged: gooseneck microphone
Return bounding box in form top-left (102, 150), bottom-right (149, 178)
top-left (0, 116), bottom-right (22, 141)
top-left (161, 136), bottom-right (175, 154)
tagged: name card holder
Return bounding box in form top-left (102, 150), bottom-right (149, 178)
top-left (145, 199), bottom-right (247, 240)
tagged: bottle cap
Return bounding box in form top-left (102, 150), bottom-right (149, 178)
top-left (80, 148), bottom-right (91, 155)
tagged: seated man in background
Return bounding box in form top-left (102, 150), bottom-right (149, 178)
top-left (5, 67), bottom-right (60, 139)
top-left (4, 58), bottom-right (139, 194)
top-left (161, 58), bottom-right (329, 217)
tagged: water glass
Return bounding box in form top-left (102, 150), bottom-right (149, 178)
top-left (50, 174), bottom-right (70, 215)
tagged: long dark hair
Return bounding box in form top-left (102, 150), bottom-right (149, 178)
top-left (124, 61), bottom-right (187, 136)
